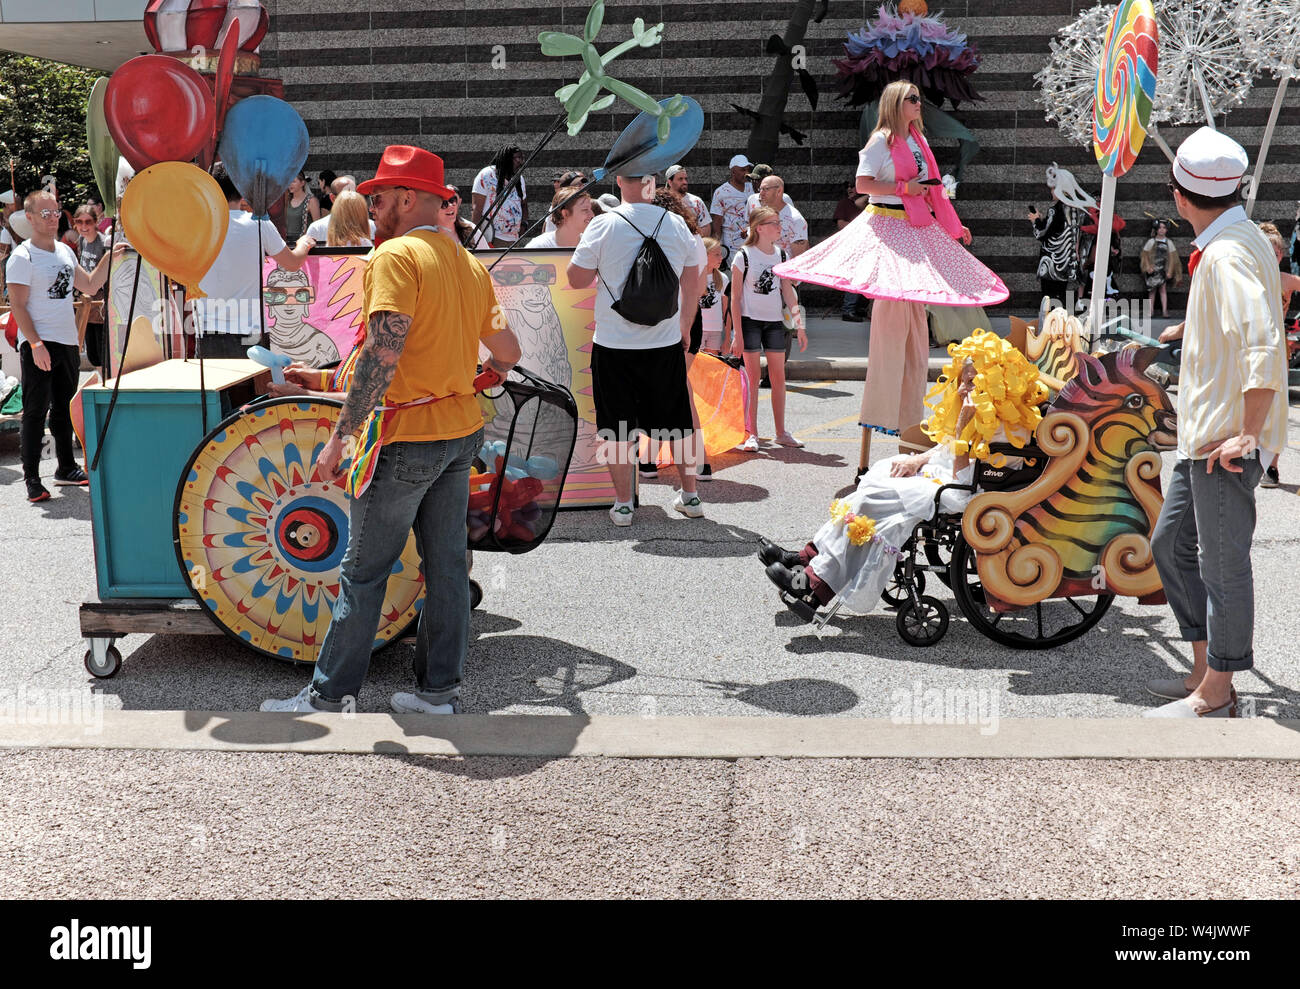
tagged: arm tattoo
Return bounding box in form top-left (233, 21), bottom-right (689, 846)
top-left (335, 310), bottom-right (411, 436)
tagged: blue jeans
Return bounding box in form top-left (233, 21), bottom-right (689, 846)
top-left (1151, 455), bottom-right (1263, 673)
top-left (310, 430), bottom-right (483, 707)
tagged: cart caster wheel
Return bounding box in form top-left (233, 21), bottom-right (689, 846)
top-left (896, 596), bottom-right (949, 647)
top-left (84, 645), bottom-right (122, 678)
top-left (469, 579), bottom-right (483, 610)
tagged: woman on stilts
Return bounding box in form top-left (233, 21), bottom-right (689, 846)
top-left (773, 80), bottom-right (1007, 482)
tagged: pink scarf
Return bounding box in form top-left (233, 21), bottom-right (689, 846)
top-left (889, 125), bottom-right (964, 240)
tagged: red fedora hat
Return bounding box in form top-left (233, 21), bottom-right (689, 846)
top-left (357, 145), bottom-right (453, 198)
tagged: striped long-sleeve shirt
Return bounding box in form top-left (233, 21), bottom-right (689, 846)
top-left (1177, 206), bottom-right (1287, 461)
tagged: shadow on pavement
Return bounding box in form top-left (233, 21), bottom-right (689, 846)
top-left (699, 676), bottom-right (859, 715)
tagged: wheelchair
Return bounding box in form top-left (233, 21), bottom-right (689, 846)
top-left (795, 441), bottom-right (1114, 651)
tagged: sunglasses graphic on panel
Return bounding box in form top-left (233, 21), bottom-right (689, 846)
top-left (263, 287), bottom-right (315, 305)
top-left (491, 265), bottom-right (557, 286)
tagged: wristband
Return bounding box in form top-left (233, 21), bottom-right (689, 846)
top-left (32, 340), bottom-right (46, 348)
top-left (895, 180), bottom-right (909, 198)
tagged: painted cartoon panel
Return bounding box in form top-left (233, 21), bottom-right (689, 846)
top-left (261, 251), bottom-right (366, 367)
top-left (474, 248), bottom-right (608, 508)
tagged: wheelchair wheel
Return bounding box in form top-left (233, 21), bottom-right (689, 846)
top-left (949, 534), bottom-right (1114, 649)
top-left (881, 564), bottom-right (925, 609)
top-left (896, 596), bottom-right (949, 647)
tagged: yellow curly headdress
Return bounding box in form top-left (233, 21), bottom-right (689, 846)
top-left (921, 329), bottom-right (1049, 467)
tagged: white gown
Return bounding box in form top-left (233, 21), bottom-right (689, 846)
top-left (808, 447), bottom-right (976, 614)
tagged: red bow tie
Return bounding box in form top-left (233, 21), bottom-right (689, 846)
top-left (1187, 248), bottom-right (1202, 280)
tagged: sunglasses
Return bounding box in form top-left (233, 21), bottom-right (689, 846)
top-left (366, 186), bottom-right (410, 208)
top-left (903, 94), bottom-right (922, 105)
top-left (33, 208), bottom-right (60, 220)
top-left (491, 265), bottom-right (557, 286)
top-left (263, 287), bottom-right (315, 305)
top-left (441, 195), bottom-right (461, 208)
top-left (74, 218), bottom-right (96, 225)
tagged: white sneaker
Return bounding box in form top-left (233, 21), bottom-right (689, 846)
top-left (391, 692), bottom-right (457, 715)
top-left (737, 434), bottom-right (759, 453)
top-left (776, 432), bottom-right (804, 448)
top-left (259, 686), bottom-right (323, 712)
top-left (672, 489), bottom-right (705, 518)
top-left (609, 503), bottom-right (634, 526)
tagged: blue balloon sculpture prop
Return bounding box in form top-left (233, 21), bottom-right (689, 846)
top-left (247, 345), bottom-right (291, 384)
top-left (217, 96), bottom-right (310, 218)
top-left (592, 96), bottom-right (703, 181)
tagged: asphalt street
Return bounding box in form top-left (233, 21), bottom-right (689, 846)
top-left (2, 366), bottom-right (1299, 720)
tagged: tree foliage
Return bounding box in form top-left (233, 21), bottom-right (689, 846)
top-left (0, 54), bottom-right (100, 205)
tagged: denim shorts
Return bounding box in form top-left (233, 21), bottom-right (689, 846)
top-left (741, 316), bottom-right (786, 353)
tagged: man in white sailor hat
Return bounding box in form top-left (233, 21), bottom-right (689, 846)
top-left (1146, 126), bottom-right (1287, 719)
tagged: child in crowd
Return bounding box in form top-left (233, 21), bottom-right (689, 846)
top-left (699, 237), bottom-right (729, 355)
top-left (730, 206), bottom-right (806, 452)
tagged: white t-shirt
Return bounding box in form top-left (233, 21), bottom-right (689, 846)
top-left (196, 210), bottom-right (287, 336)
top-left (571, 202), bottom-right (698, 350)
top-left (681, 191), bottom-right (710, 231)
top-left (472, 166), bottom-right (527, 243)
top-left (700, 271), bottom-right (729, 334)
top-left (857, 132), bottom-right (928, 206)
top-left (526, 230), bottom-right (559, 248)
top-left (731, 243), bottom-right (786, 323)
top-left (0, 227), bottom-right (12, 248)
top-left (5, 240), bottom-right (79, 345)
top-left (304, 215), bottom-right (376, 243)
top-left (709, 182), bottom-right (754, 251)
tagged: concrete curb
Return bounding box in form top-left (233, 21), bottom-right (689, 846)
top-left (2, 713), bottom-right (1299, 759)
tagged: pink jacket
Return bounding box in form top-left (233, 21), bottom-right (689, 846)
top-left (889, 125), bottom-right (963, 240)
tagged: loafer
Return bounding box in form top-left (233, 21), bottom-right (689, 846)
top-left (1143, 689), bottom-right (1237, 719)
top-left (757, 537), bottom-right (801, 569)
top-left (1147, 676), bottom-right (1195, 701)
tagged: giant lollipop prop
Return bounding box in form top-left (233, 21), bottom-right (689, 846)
top-left (1088, 0), bottom-right (1158, 341)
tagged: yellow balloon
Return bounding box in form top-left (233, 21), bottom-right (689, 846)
top-left (120, 162), bottom-right (227, 299)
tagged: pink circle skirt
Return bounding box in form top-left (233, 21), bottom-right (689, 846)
top-left (772, 205), bottom-right (1009, 307)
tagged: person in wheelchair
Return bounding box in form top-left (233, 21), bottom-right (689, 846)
top-left (760, 331), bottom-right (1048, 622)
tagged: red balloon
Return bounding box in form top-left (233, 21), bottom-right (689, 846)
top-left (104, 55), bottom-right (216, 172)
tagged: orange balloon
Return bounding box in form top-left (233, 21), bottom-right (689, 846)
top-left (120, 162), bottom-right (227, 299)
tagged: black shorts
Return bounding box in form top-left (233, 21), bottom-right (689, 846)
top-left (742, 316), bottom-right (786, 352)
top-left (688, 307), bottom-right (703, 355)
top-left (591, 341), bottom-right (695, 440)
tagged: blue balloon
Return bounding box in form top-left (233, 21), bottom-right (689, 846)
top-left (217, 96), bottom-right (309, 219)
top-left (593, 97), bottom-right (704, 181)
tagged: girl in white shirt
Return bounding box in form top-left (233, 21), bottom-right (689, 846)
top-left (730, 206), bottom-right (806, 452)
top-left (698, 238), bottom-right (729, 354)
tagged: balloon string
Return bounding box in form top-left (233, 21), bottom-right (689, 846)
top-left (473, 111), bottom-right (567, 247)
top-left (90, 254), bottom-right (142, 472)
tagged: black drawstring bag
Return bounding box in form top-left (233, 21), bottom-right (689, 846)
top-left (600, 210), bottom-right (681, 326)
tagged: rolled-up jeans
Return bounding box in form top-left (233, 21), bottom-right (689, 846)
top-left (1151, 455), bottom-right (1263, 673)
top-left (310, 429), bottom-right (483, 707)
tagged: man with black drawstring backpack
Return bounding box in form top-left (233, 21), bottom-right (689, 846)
top-left (567, 174), bottom-right (702, 527)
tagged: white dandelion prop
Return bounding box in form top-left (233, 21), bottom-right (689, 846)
top-left (1236, 2), bottom-right (1300, 215)
top-left (1037, 1), bottom-right (1254, 162)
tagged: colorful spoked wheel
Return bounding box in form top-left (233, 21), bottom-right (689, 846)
top-left (174, 397), bottom-right (424, 663)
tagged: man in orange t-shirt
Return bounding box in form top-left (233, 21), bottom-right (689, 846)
top-left (262, 146), bottom-right (521, 715)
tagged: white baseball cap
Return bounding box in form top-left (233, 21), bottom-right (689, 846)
top-left (728, 154), bottom-right (752, 169)
top-left (1173, 127), bottom-right (1248, 198)
top-left (0, 190), bottom-right (13, 205)
top-left (665, 164), bottom-right (686, 180)
top-left (596, 193), bottom-right (620, 211)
